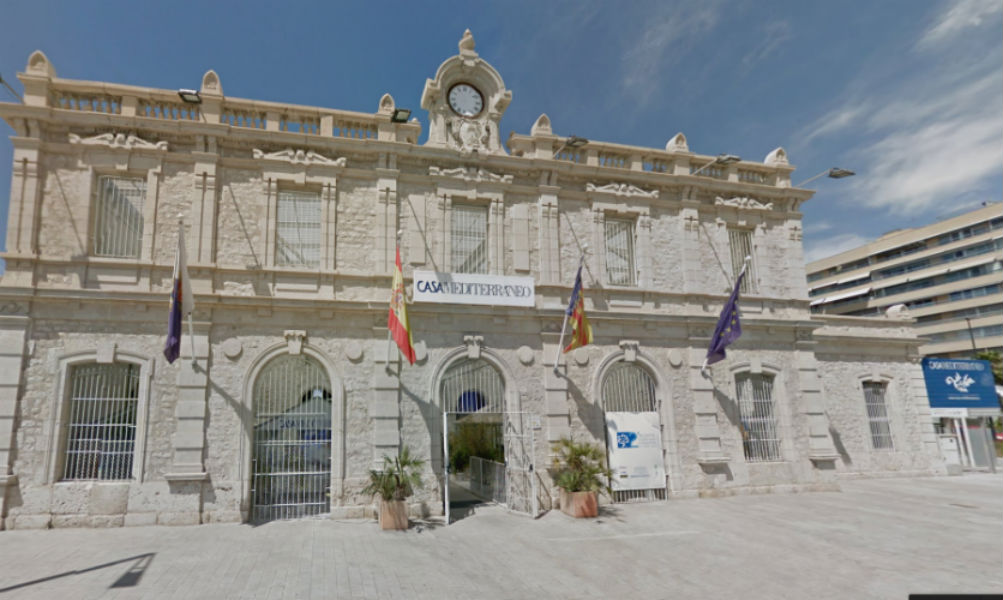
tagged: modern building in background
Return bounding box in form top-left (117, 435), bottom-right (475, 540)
top-left (807, 202), bottom-right (1003, 358)
top-left (0, 33), bottom-right (946, 530)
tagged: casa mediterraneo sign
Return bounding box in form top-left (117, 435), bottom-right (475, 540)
top-left (412, 270), bottom-right (535, 307)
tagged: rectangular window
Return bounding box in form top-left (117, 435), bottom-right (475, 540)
top-left (275, 189), bottom-right (322, 268)
top-left (728, 228), bottom-right (757, 294)
top-left (451, 203), bottom-right (488, 274)
top-left (93, 175), bottom-right (146, 258)
top-left (63, 363), bottom-right (140, 481)
top-left (863, 382), bottom-right (893, 450)
top-left (736, 373), bottom-right (781, 462)
top-left (604, 217), bottom-right (636, 286)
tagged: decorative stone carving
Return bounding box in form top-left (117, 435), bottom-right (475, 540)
top-left (619, 340), bottom-right (639, 363)
top-left (463, 335), bottom-right (483, 360)
top-left (200, 69), bottom-right (222, 96)
top-left (96, 342), bottom-right (116, 364)
top-left (26, 50), bottom-right (55, 77)
top-left (448, 119), bottom-right (492, 154)
top-left (764, 147), bottom-right (788, 166)
top-left (68, 132), bottom-right (168, 151)
top-left (683, 214), bottom-right (700, 232)
top-left (517, 345), bottom-right (534, 365)
top-left (667, 349), bottom-right (683, 368)
top-left (789, 224), bottom-right (803, 241)
top-left (714, 196), bottom-right (774, 210)
top-left (221, 338), bottom-right (242, 360)
top-left (378, 93), bottom-right (395, 115)
top-left (666, 132), bottom-right (688, 152)
top-left (252, 148), bottom-right (346, 166)
top-left (345, 340), bottom-right (363, 362)
top-left (0, 302), bottom-right (26, 315)
top-left (531, 113), bottom-right (552, 136)
top-left (428, 165), bottom-right (513, 184)
top-left (458, 28), bottom-right (476, 55)
top-left (573, 347), bottom-right (590, 366)
top-left (586, 182), bottom-right (659, 198)
top-left (284, 330), bottom-right (306, 355)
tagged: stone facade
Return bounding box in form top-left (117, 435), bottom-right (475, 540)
top-left (0, 32), bottom-right (945, 529)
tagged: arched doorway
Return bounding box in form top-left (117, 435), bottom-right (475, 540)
top-left (438, 356), bottom-right (536, 522)
top-left (251, 353), bottom-right (332, 521)
top-left (601, 361), bottom-right (666, 503)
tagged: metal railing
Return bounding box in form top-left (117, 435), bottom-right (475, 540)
top-left (63, 363), bottom-right (139, 481)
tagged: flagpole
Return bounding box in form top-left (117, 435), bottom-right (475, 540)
top-left (701, 255), bottom-right (751, 377)
top-left (386, 229), bottom-right (403, 367)
top-left (553, 249), bottom-right (587, 375)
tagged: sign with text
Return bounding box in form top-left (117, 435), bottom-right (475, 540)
top-left (922, 358), bottom-right (999, 412)
top-left (412, 271), bottom-right (535, 307)
top-left (605, 411), bottom-right (665, 492)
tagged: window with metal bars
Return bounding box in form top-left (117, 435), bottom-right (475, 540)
top-left (735, 373), bottom-right (782, 462)
top-left (93, 175), bottom-right (146, 258)
top-left (605, 217), bottom-right (636, 286)
top-left (275, 189), bottom-right (322, 268)
top-left (62, 363), bottom-right (140, 481)
top-left (601, 362), bottom-right (656, 412)
top-left (728, 228), bottom-right (757, 294)
top-left (451, 203), bottom-right (488, 274)
top-left (863, 382), bottom-right (894, 450)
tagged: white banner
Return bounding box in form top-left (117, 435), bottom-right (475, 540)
top-left (412, 270), bottom-right (535, 307)
top-left (605, 411), bottom-right (665, 491)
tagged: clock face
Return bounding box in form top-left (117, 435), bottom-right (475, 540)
top-left (448, 83), bottom-right (484, 117)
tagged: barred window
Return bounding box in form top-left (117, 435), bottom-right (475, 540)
top-left (736, 373), bottom-right (781, 462)
top-left (728, 228), bottom-right (757, 294)
top-left (62, 363), bottom-right (140, 481)
top-left (863, 382), bottom-right (894, 450)
top-left (605, 217), bottom-right (636, 286)
top-left (276, 189), bottom-right (322, 268)
top-left (451, 203), bottom-right (488, 274)
top-left (93, 176), bottom-right (146, 258)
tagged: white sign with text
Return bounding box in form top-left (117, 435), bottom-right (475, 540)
top-left (605, 411), bottom-right (665, 492)
top-left (412, 271), bottom-right (535, 307)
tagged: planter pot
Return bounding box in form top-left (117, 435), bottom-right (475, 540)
top-left (379, 499), bottom-right (409, 530)
top-left (559, 488), bottom-right (598, 518)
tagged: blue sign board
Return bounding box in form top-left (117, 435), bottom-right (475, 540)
top-left (922, 358), bottom-right (998, 410)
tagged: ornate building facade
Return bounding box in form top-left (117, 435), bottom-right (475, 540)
top-left (0, 32), bottom-right (945, 529)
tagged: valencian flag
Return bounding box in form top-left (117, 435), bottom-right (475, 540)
top-left (563, 265), bottom-right (593, 353)
top-left (704, 266), bottom-right (747, 369)
top-left (388, 246), bottom-right (416, 364)
top-left (163, 226), bottom-right (194, 363)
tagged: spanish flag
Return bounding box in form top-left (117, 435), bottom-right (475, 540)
top-left (563, 265), bottom-right (593, 353)
top-left (388, 245), bottom-right (416, 364)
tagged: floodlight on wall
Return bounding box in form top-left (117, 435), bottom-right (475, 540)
top-left (177, 89), bottom-right (202, 104)
top-left (553, 135), bottom-right (589, 157)
top-left (795, 167), bottom-right (856, 187)
top-left (690, 153), bottom-right (741, 176)
top-left (391, 108), bottom-right (411, 123)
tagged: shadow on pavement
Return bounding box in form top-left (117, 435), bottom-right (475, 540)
top-left (0, 552), bottom-right (155, 594)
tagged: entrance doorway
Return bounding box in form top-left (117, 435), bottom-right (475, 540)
top-left (439, 358), bottom-right (537, 522)
top-left (250, 354), bottom-right (332, 521)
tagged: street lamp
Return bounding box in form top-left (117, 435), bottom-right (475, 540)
top-left (553, 135), bottom-right (588, 158)
top-left (794, 167), bottom-right (855, 188)
top-left (690, 153), bottom-right (741, 176)
top-left (177, 89), bottom-right (202, 104)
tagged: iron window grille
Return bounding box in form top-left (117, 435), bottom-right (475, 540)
top-left (735, 373), bottom-right (782, 462)
top-left (605, 217), bottom-right (636, 286)
top-left (275, 189), bottom-right (322, 268)
top-left (863, 382), bottom-right (894, 450)
top-left (62, 362), bottom-right (140, 481)
top-left (451, 204), bottom-right (488, 274)
top-left (93, 176), bottom-right (146, 258)
top-left (601, 362), bottom-right (665, 504)
top-left (728, 228), bottom-right (757, 294)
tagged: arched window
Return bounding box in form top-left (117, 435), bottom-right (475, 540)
top-left (439, 358), bottom-right (505, 414)
top-left (62, 362), bottom-right (140, 480)
top-left (735, 373), bottom-right (781, 462)
top-left (601, 361), bottom-right (656, 412)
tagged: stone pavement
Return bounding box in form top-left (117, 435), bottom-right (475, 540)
top-left (0, 473), bottom-right (1000, 600)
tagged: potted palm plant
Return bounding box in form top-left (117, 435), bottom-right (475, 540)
top-left (550, 436), bottom-right (612, 518)
top-left (362, 446), bottom-right (424, 530)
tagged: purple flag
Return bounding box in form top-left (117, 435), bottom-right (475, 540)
top-left (163, 227), bottom-right (193, 363)
top-left (705, 270), bottom-right (746, 367)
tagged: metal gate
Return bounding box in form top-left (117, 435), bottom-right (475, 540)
top-left (251, 354), bottom-right (332, 521)
top-left (439, 358), bottom-right (539, 523)
top-left (602, 361), bottom-right (666, 503)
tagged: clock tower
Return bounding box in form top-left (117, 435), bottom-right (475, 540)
top-left (421, 30), bottom-right (512, 155)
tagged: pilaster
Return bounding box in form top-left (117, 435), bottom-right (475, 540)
top-left (794, 336), bottom-right (840, 464)
top-left (542, 344), bottom-right (570, 443)
top-left (537, 184), bottom-right (560, 283)
top-left (165, 321), bottom-right (211, 481)
top-left (371, 339), bottom-right (401, 468)
top-left (689, 347), bottom-right (729, 464)
top-left (0, 313), bottom-right (29, 529)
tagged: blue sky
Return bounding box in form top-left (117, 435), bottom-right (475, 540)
top-left (0, 0), bottom-right (1000, 269)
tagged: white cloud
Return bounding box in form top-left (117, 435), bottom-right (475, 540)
top-left (917, 0), bottom-right (1003, 50)
top-left (803, 233), bottom-right (872, 264)
top-left (741, 20), bottom-right (791, 67)
top-left (803, 221), bottom-right (833, 235)
top-left (620, 5), bottom-right (721, 105)
top-left (800, 104), bottom-right (866, 144)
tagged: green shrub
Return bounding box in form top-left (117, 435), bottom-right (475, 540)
top-left (550, 436), bottom-right (612, 493)
top-left (449, 421), bottom-right (504, 472)
top-left (362, 446), bottom-right (424, 501)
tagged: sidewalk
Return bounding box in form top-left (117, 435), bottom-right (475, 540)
top-left (0, 473), bottom-right (1000, 599)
